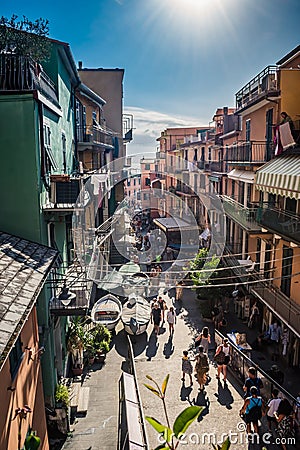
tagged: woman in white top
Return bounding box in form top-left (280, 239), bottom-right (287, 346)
top-left (195, 326), bottom-right (211, 354)
top-left (266, 389), bottom-right (281, 431)
top-left (214, 338), bottom-right (230, 381)
top-left (166, 306), bottom-right (176, 335)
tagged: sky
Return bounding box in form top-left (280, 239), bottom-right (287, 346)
top-left (2, 0), bottom-right (300, 155)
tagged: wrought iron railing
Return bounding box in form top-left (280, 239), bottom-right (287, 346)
top-left (235, 65), bottom-right (279, 110)
top-left (221, 196), bottom-right (261, 231)
top-left (256, 206), bottom-right (300, 243)
top-left (77, 125), bottom-right (114, 148)
top-left (250, 283), bottom-right (300, 337)
top-left (215, 330), bottom-right (298, 406)
top-left (225, 141), bottom-right (271, 165)
top-left (0, 54), bottom-right (59, 106)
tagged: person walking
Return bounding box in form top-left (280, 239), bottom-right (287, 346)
top-left (151, 303), bottom-right (161, 336)
top-left (240, 386), bottom-right (265, 434)
top-left (181, 351), bottom-right (193, 386)
top-left (195, 326), bottom-right (211, 354)
top-left (195, 346), bottom-right (209, 391)
top-left (157, 296), bottom-right (167, 324)
top-left (266, 389), bottom-right (281, 431)
top-left (274, 398), bottom-right (295, 450)
top-left (166, 306), bottom-right (176, 335)
top-left (214, 338), bottom-right (230, 381)
top-left (243, 367), bottom-right (263, 398)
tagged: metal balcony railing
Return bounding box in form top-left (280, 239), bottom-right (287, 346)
top-left (250, 283), bottom-right (300, 337)
top-left (77, 125), bottom-right (114, 149)
top-left (225, 141), bottom-right (272, 165)
top-left (0, 54), bottom-right (59, 106)
top-left (256, 206), bottom-right (300, 244)
top-left (221, 196), bottom-right (261, 231)
top-left (235, 65), bottom-right (279, 111)
top-left (49, 262), bottom-right (92, 316)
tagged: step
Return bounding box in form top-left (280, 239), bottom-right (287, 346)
top-left (69, 383), bottom-right (81, 408)
top-left (77, 386), bottom-right (90, 413)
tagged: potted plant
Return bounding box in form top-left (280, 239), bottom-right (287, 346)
top-left (67, 317), bottom-right (86, 376)
top-left (55, 384), bottom-right (69, 409)
top-left (91, 324), bottom-right (111, 363)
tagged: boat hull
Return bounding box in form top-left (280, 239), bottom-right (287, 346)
top-left (91, 295), bottom-right (122, 330)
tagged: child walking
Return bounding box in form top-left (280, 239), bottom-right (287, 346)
top-left (181, 350), bottom-right (193, 386)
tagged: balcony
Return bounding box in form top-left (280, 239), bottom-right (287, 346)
top-left (222, 196), bottom-right (261, 232)
top-left (250, 283), bottom-right (300, 337)
top-left (43, 176), bottom-right (82, 212)
top-left (235, 66), bottom-right (279, 112)
top-left (225, 141), bottom-right (272, 165)
top-left (256, 206), bottom-right (300, 244)
top-left (123, 114), bottom-right (133, 143)
top-left (77, 125), bottom-right (114, 150)
top-left (0, 54), bottom-right (59, 107)
top-left (49, 264), bottom-right (92, 316)
top-left (175, 184), bottom-right (195, 196)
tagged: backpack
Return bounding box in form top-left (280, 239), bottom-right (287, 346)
top-left (244, 377), bottom-right (262, 398)
top-left (246, 398), bottom-right (262, 422)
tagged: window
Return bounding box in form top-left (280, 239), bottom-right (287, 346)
top-left (145, 164), bottom-right (150, 170)
top-left (208, 147), bottom-right (212, 161)
top-left (62, 133), bottom-right (66, 173)
top-left (194, 149), bottom-right (198, 161)
top-left (145, 178), bottom-right (151, 186)
top-left (43, 124), bottom-right (51, 146)
top-left (134, 178), bottom-right (136, 186)
top-left (246, 119), bottom-right (251, 141)
top-left (9, 337), bottom-right (23, 379)
top-left (127, 179), bottom-right (131, 186)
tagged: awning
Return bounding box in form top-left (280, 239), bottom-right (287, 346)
top-left (153, 217), bottom-right (198, 232)
top-left (255, 154), bottom-right (300, 200)
top-left (227, 169), bottom-right (254, 184)
top-left (0, 232), bottom-right (58, 371)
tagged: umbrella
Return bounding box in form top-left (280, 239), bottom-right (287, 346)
top-left (119, 262), bottom-right (140, 275)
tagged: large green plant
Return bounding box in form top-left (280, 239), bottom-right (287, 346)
top-left (67, 317), bottom-right (87, 368)
top-left (55, 384), bottom-right (69, 407)
top-left (144, 374), bottom-right (231, 449)
top-left (0, 15), bottom-right (51, 61)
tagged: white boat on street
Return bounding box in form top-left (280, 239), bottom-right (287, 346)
top-left (122, 294), bottom-right (151, 335)
top-left (91, 294), bottom-right (122, 330)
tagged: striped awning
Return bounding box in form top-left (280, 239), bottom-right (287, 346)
top-left (255, 154), bottom-right (300, 200)
top-left (228, 169), bottom-right (254, 184)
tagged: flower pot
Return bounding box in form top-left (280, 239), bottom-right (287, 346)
top-left (96, 353), bottom-right (106, 363)
top-left (72, 366), bottom-right (83, 376)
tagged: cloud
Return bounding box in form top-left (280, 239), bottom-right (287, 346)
top-left (124, 106), bottom-right (208, 155)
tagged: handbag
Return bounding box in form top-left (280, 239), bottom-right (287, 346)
top-left (214, 347), bottom-right (225, 364)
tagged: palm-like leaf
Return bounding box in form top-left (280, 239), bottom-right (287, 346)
top-left (173, 406), bottom-right (203, 438)
top-left (145, 416), bottom-right (172, 443)
top-left (143, 383), bottom-right (161, 398)
top-left (212, 437), bottom-right (231, 450)
top-left (161, 374), bottom-right (170, 396)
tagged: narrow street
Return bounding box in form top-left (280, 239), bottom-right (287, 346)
top-left (61, 285), bottom-right (297, 450)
